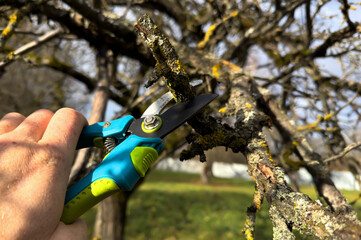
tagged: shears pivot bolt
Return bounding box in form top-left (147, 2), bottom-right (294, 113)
top-left (141, 115), bottom-right (163, 133)
top-left (143, 115), bottom-right (160, 130)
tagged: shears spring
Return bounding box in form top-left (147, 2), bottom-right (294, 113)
top-left (104, 137), bottom-right (117, 153)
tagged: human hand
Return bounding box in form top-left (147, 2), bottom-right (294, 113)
top-left (0, 108), bottom-right (88, 240)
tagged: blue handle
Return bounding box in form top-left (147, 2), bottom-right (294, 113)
top-left (61, 135), bottom-right (163, 224)
top-left (76, 115), bottom-right (134, 149)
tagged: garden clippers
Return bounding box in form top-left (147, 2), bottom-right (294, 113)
top-left (61, 93), bottom-right (217, 224)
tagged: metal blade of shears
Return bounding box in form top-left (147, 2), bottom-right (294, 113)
top-left (128, 93), bottom-right (218, 139)
top-left (141, 91), bottom-right (173, 118)
top-left (141, 80), bottom-right (204, 118)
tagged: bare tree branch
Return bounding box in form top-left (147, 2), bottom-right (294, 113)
top-left (324, 141), bottom-right (361, 163)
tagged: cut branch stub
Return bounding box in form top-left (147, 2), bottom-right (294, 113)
top-left (135, 14), bottom-right (195, 102)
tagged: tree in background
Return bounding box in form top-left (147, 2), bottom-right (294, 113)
top-left (1, 0), bottom-right (361, 239)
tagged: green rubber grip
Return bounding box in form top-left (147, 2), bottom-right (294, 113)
top-left (61, 178), bottom-right (120, 224)
top-left (131, 147), bottom-right (158, 177)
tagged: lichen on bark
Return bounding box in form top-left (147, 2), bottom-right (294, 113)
top-left (134, 14), bottom-right (194, 102)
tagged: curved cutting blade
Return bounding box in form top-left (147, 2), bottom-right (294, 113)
top-left (129, 94), bottom-right (218, 138)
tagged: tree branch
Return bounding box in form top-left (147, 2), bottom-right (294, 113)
top-left (135, 14), bottom-right (194, 102)
top-left (324, 141), bottom-right (361, 163)
top-left (0, 9), bottom-right (24, 49)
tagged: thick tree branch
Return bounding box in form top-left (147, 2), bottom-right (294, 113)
top-left (1, 1), bottom-right (155, 66)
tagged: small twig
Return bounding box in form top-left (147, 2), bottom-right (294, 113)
top-left (324, 141), bottom-right (361, 163)
top-left (298, 94), bottom-right (359, 132)
top-left (0, 10), bottom-right (23, 49)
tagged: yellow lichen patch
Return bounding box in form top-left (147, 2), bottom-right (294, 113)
top-left (250, 175), bottom-right (256, 183)
top-left (211, 60), bottom-right (242, 79)
top-left (323, 113), bottom-right (333, 120)
top-left (222, 10), bottom-right (239, 22)
top-left (258, 141), bottom-right (274, 163)
top-left (174, 60), bottom-right (182, 72)
top-left (254, 195), bottom-right (262, 210)
top-left (7, 51), bottom-right (14, 60)
top-left (218, 107), bottom-right (227, 113)
top-left (197, 24), bottom-right (216, 48)
top-left (170, 59), bottom-right (187, 76)
top-left (9, 11), bottom-right (19, 23)
top-left (244, 228), bottom-right (254, 240)
top-left (297, 113), bottom-right (334, 131)
top-left (1, 28), bottom-right (11, 36)
top-left (1, 11), bottom-right (20, 38)
top-left (297, 116), bottom-right (321, 131)
top-left (246, 103), bottom-right (252, 108)
top-left (326, 127), bottom-right (338, 132)
top-left (230, 10), bottom-right (239, 17)
top-left (222, 60), bottom-right (241, 72)
top-left (292, 141), bottom-right (299, 147)
top-left (211, 62), bottom-right (223, 78)
top-left (265, 147), bottom-right (274, 162)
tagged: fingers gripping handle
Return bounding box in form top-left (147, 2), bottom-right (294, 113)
top-left (61, 135), bottom-right (162, 224)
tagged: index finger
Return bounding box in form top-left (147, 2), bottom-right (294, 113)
top-left (40, 108), bottom-right (87, 155)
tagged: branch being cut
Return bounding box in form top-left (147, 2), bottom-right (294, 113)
top-left (135, 14), bottom-right (194, 102)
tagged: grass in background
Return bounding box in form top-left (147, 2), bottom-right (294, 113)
top-left (83, 170), bottom-right (361, 240)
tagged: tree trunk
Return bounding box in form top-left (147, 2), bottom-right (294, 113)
top-left (201, 161), bottom-right (213, 184)
top-left (93, 192), bottom-right (131, 240)
top-left (91, 47), bottom-right (133, 240)
top-left (68, 45), bottom-right (110, 185)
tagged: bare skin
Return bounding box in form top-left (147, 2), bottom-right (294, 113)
top-left (0, 108), bottom-right (88, 240)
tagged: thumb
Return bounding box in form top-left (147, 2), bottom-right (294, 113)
top-left (50, 219), bottom-right (87, 240)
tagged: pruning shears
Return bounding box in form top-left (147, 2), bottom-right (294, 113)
top-left (61, 93), bottom-right (217, 224)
